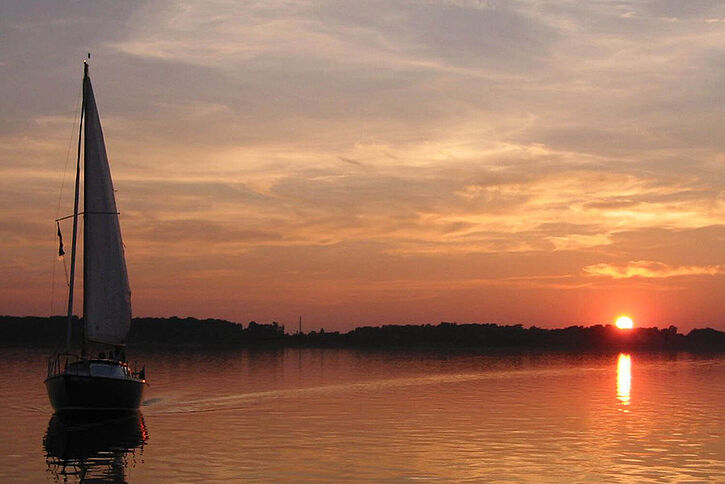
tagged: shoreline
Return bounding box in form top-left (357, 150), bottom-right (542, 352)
top-left (2, 315), bottom-right (723, 352)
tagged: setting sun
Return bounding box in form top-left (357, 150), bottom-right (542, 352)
top-left (615, 316), bottom-right (634, 329)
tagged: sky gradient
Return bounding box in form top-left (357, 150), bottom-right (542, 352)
top-left (1, 0), bottom-right (723, 332)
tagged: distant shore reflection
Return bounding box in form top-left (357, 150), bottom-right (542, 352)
top-left (616, 353), bottom-right (632, 410)
top-left (43, 411), bottom-right (148, 483)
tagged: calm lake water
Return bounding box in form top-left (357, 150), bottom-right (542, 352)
top-left (0, 348), bottom-right (723, 482)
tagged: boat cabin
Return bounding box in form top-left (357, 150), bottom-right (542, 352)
top-left (65, 359), bottom-right (132, 379)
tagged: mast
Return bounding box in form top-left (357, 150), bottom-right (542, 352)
top-left (64, 59), bottom-right (88, 353)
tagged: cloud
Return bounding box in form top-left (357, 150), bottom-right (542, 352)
top-left (583, 260), bottom-right (725, 279)
top-left (1, 0), bottom-right (724, 328)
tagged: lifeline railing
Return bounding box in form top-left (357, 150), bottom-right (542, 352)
top-left (47, 352), bottom-right (80, 378)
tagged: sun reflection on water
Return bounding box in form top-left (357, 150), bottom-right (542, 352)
top-left (617, 353), bottom-right (631, 411)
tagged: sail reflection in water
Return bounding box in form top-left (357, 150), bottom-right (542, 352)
top-left (43, 411), bottom-right (148, 483)
top-left (616, 353), bottom-right (632, 410)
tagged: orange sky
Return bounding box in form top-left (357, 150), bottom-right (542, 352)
top-left (1, 1), bottom-right (723, 332)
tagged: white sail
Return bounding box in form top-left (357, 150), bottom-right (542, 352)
top-left (83, 74), bottom-right (132, 346)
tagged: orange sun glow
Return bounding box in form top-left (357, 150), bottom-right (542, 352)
top-left (615, 316), bottom-right (634, 329)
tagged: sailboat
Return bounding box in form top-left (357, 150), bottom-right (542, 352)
top-left (45, 57), bottom-right (146, 411)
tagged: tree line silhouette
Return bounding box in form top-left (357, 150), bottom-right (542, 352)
top-left (1, 315), bottom-right (723, 351)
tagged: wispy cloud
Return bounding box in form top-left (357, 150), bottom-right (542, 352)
top-left (583, 260), bottom-right (725, 279)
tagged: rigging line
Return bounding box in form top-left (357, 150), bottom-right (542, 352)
top-left (49, 82), bottom-right (83, 318)
top-left (55, 83), bottom-right (83, 220)
top-left (56, 211), bottom-right (120, 221)
top-left (49, 233), bottom-right (56, 316)
top-left (63, 254), bottom-right (69, 287)
top-left (48, 236), bottom-right (70, 316)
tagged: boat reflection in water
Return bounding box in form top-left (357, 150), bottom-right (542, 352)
top-left (616, 353), bottom-right (632, 411)
top-left (43, 411), bottom-right (148, 483)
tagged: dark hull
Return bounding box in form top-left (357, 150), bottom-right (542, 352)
top-left (45, 374), bottom-right (145, 411)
